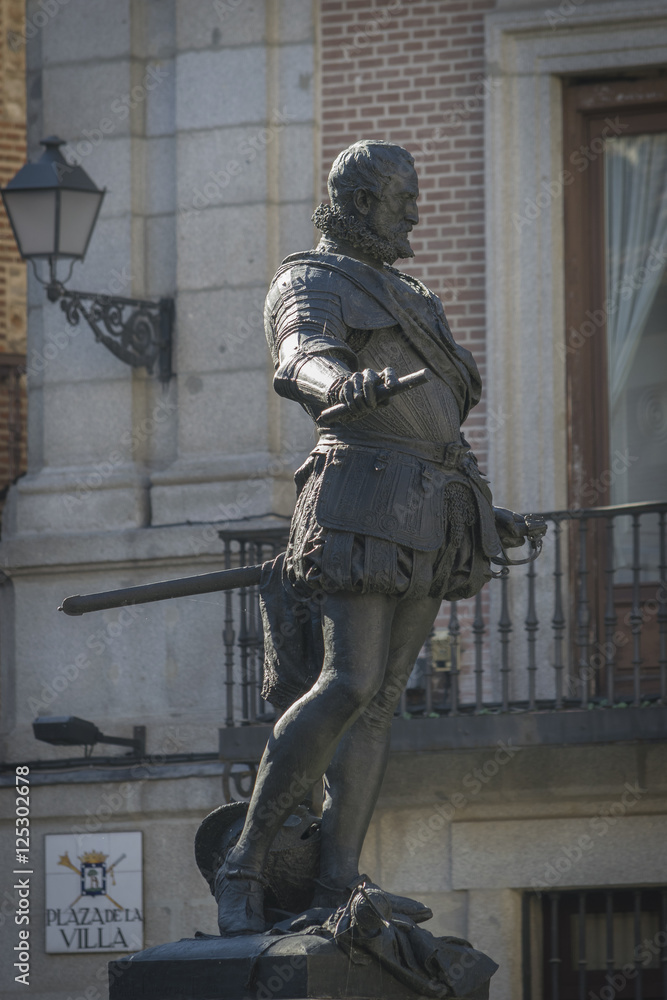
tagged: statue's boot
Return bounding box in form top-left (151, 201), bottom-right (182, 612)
top-left (214, 861), bottom-right (268, 936)
top-left (312, 875), bottom-right (433, 923)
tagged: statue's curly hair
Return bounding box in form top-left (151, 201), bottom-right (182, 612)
top-left (327, 140), bottom-right (415, 212)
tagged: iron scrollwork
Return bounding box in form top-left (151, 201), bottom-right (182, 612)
top-left (57, 289), bottom-right (174, 382)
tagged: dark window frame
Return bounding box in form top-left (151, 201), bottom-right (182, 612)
top-left (522, 886), bottom-right (667, 1000)
top-left (562, 75), bottom-right (667, 510)
top-left (562, 78), bottom-right (667, 698)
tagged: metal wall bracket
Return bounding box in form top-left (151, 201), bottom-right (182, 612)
top-left (54, 288), bottom-right (174, 382)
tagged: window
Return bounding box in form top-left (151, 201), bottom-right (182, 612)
top-left (523, 887), bottom-right (667, 1000)
top-left (563, 76), bottom-right (667, 698)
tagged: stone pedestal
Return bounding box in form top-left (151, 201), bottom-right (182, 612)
top-left (108, 933), bottom-right (490, 1000)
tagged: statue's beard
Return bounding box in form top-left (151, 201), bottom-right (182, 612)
top-left (312, 203), bottom-right (414, 264)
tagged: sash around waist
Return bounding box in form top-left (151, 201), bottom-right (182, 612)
top-left (306, 430), bottom-right (500, 555)
top-left (315, 429), bottom-right (471, 471)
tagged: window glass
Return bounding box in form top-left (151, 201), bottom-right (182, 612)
top-left (604, 133), bottom-right (667, 580)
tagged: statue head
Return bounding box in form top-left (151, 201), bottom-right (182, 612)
top-left (315, 140), bottom-right (419, 263)
top-left (327, 140), bottom-right (416, 213)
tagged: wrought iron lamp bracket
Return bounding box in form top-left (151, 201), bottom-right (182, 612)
top-left (50, 285), bottom-right (174, 383)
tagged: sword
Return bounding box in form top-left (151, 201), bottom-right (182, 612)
top-left (59, 563), bottom-right (264, 617)
top-left (59, 368), bottom-right (433, 619)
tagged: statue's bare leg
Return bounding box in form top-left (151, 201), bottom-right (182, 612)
top-left (315, 596), bottom-right (441, 903)
top-left (216, 591), bottom-right (398, 932)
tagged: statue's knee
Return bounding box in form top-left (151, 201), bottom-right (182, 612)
top-left (334, 671), bottom-right (381, 713)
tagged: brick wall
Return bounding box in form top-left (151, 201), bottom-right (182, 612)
top-left (320, 0), bottom-right (493, 465)
top-left (319, 0), bottom-right (494, 674)
top-left (0, 0), bottom-right (27, 518)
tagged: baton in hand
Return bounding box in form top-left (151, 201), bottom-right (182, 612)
top-left (317, 367), bottom-right (432, 425)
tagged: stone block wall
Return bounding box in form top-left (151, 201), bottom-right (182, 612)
top-left (0, 0), bottom-right (318, 760)
top-left (0, 0), bottom-right (27, 511)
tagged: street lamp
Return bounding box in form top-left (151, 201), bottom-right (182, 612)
top-left (33, 715), bottom-right (146, 759)
top-left (1, 136), bottom-right (173, 381)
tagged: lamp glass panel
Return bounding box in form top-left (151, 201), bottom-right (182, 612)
top-left (57, 189), bottom-right (103, 256)
top-left (2, 189), bottom-right (56, 256)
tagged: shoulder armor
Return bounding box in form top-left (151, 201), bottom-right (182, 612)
top-left (268, 258), bottom-right (397, 332)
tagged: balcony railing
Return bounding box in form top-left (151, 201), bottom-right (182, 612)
top-left (218, 501), bottom-right (667, 731)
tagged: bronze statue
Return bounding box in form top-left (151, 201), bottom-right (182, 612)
top-left (213, 139), bottom-right (546, 937)
top-left (63, 140), bottom-right (548, 999)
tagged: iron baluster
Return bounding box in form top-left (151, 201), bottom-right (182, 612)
top-left (549, 892), bottom-right (561, 1000)
top-left (525, 555), bottom-right (538, 711)
top-left (552, 518), bottom-right (565, 710)
top-left (604, 516), bottom-right (617, 705)
top-left (633, 889), bottom-right (643, 1000)
top-left (223, 539), bottom-right (236, 727)
top-left (578, 890), bottom-right (587, 1000)
top-left (630, 513), bottom-right (643, 708)
top-left (521, 893), bottom-right (532, 1000)
top-left (238, 540), bottom-right (250, 724)
top-left (658, 511), bottom-right (667, 706)
top-left (576, 518), bottom-right (590, 708)
top-left (605, 889), bottom-right (614, 979)
top-left (448, 601), bottom-right (460, 715)
top-left (246, 542), bottom-right (258, 724)
top-left (473, 589), bottom-right (485, 713)
top-left (498, 567), bottom-right (512, 712)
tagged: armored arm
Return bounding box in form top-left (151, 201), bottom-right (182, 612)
top-left (273, 342), bottom-right (352, 410)
top-left (266, 266), bottom-right (398, 415)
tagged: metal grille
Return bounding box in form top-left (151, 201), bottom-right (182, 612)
top-left (523, 887), bottom-right (667, 1000)
top-left (219, 527), bottom-right (289, 727)
top-left (219, 501), bottom-right (667, 727)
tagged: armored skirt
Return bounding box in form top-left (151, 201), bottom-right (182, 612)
top-left (285, 442), bottom-right (494, 605)
top-left (259, 433), bottom-right (504, 711)
top-left (260, 437), bottom-right (499, 710)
